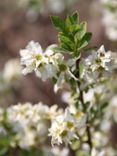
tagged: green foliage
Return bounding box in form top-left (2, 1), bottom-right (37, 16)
top-left (76, 150), bottom-right (90, 156)
top-left (90, 102), bottom-right (109, 124)
top-left (0, 147), bottom-right (8, 156)
top-left (21, 149), bottom-right (44, 156)
top-left (51, 11), bottom-right (92, 58)
top-left (0, 110), bottom-right (17, 156)
top-left (51, 16), bottom-right (67, 32)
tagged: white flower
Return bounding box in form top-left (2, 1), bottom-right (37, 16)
top-left (51, 146), bottom-right (69, 156)
top-left (49, 107), bottom-right (86, 145)
top-left (35, 45), bottom-right (63, 81)
top-left (49, 115), bottom-right (67, 145)
top-left (43, 146), bottom-right (69, 156)
top-left (6, 102), bottom-right (62, 149)
top-left (92, 132), bottom-right (108, 148)
top-left (85, 45), bottom-right (111, 71)
top-left (3, 59), bottom-right (22, 83)
top-left (18, 128), bottom-right (36, 149)
top-left (91, 147), bottom-right (117, 156)
top-left (91, 148), bottom-right (105, 156)
top-left (83, 89), bottom-right (94, 104)
top-left (82, 45), bottom-right (112, 84)
top-left (54, 59), bottom-right (77, 92)
top-left (20, 41), bottom-right (77, 91)
top-left (97, 45), bottom-right (112, 70)
top-left (32, 102), bottom-right (63, 120)
top-left (20, 41), bottom-right (46, 75)
top-left (20, 41), bottom-right (64, 81)
top-left (61, 91), bottom-right (71, 104)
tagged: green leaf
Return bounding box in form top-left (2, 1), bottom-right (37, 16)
top-left (60, 43), bottom-right (73, 51)
top-left (78, 32), bottom-right (92, 50)
top-left (74, 22), bottom-right (87, 42)
top-left (51, 12), bottom-right (92, 56)
top-left (101, 102), bottom-right (108, 111)
top-left (21, 149), bottom-right (44, 156)
top-left (71, 11), bottom-right (79, 24)
top-left (0, 147), bottom-right (8, 156)
top-left (51, 16), bottom-right (66, 33)
top-left (78, 41), bottom-right (89, 51)
top-left (58, 33), bottom-right (75, 51)
top-left (59, 34), bottom-right (74, 48)
top-left (66, 12), bottom-right (79, 26)
top-left (79, 22), bottom-right (87, 38)
top-left (83, 32), bottom-right (92, 42)
top-left (53, 47), bottom-right (72, 54)
top-left (65, 12), bottom-right (79, 35)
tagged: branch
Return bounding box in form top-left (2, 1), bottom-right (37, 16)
top-left (76, 59), bottom-right (92, 153)
top-left (69, 145), bottom-right (76, 156)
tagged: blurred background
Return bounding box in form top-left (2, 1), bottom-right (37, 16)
top-left (0, 0), bottom-right (117, 107)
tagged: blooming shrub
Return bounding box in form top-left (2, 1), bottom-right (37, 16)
top-left (0, 11), bottom-right (117, 156)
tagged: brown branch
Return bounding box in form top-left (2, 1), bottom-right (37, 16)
top-left (69, 145), bottom-right (76, 156)
top-left (76, 59), bottom-right (92, 153)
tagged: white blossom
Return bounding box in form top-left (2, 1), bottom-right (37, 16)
top-left (3, 59), bottom-right (22, 83)
top-left (20, 41), bottom-right (47, 75)
top-left (20, 41), bottom-right (61, 81)
top-left (20, 41), bottom-right (77, 92)
top-left (82, 45), bottom-right (112, 84)
top-left (49, 107), bottom-right (86, 145)
top-left (85, 45), bottom-right (111, 71)
top-left (5, 102), bottom-right (62, 149)
top-left (54, 58), bottom-right (77, 92)
top-left (43, 146), bottom-right (69, 156)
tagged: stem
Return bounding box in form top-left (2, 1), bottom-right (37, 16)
top-left (69, 145), bottom-right (76, 156)
top-left (76, 59), bottom-right (92, 153)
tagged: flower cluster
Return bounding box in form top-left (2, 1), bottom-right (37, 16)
top-left (20, 41), bottom-right (76, 92)
top-left (49, 107), bottom-right (86, 145)
top-left (43, 146), bottom-right (69, 156)
top-left (82, 45), bottom-right (112, 84)
top-left (101, 0), bottom-right (117, 41)
top-left (19, 36), bottom-right (117, 154)
top-left (0, 102), bottom-right (62, 150)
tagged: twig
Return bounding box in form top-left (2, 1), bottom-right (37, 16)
top-left (68, 145), bottom-right (76, 156)
top-left (76, 59), bottom-right (92, 153)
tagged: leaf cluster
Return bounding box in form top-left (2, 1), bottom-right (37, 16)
top-left (51, 12), bottom-right (92, 58)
